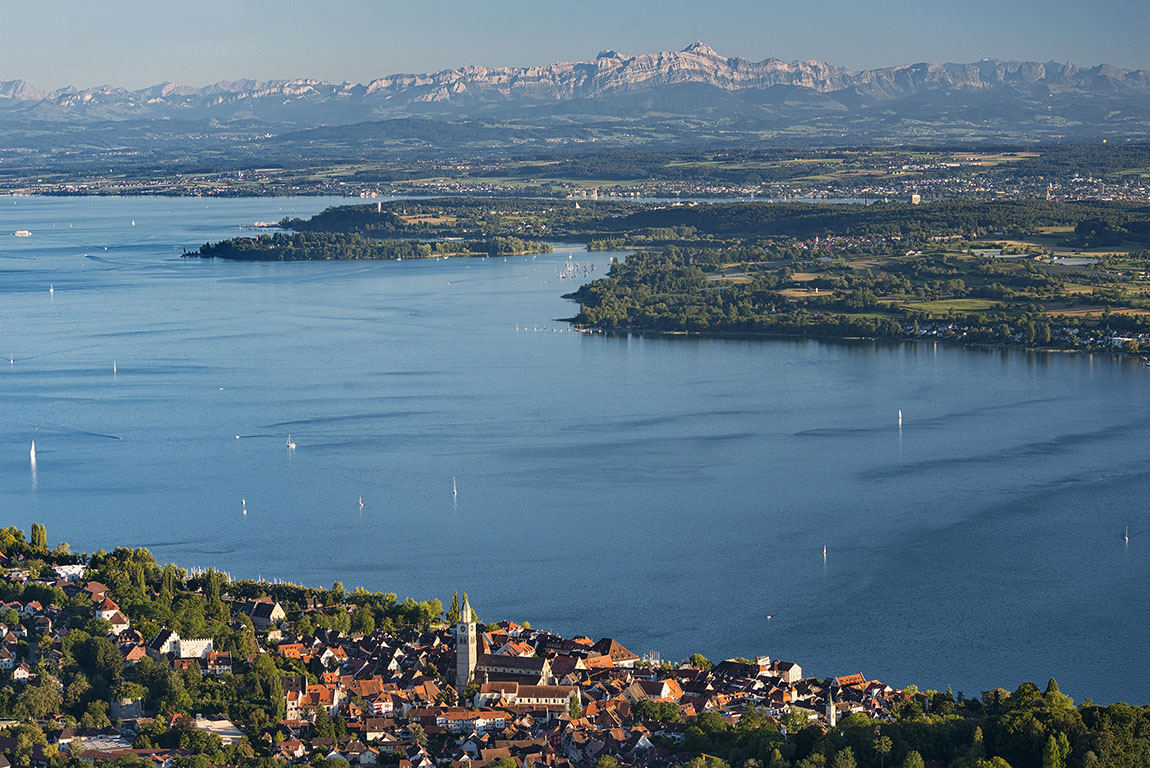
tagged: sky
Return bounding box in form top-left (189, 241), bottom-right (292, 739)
top-left (2, 0), bottom-right (1147, 90)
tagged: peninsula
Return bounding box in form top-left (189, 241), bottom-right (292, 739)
top-left (194, 233), bottom-right (552, 261)
top-left (204, 197), bottom-right (1150, 354)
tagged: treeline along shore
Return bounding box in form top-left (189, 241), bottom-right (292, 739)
top-left (0, 525), bottom-right (1147, 768)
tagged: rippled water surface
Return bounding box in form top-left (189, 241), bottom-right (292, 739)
top-left (2, 195), bottom-right (1147, 702)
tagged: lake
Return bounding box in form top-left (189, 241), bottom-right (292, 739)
top-left (2, 195), bottom-right (1147, 703)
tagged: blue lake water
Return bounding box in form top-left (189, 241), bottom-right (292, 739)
top-left (1, 195), bottom-right (1148, 703)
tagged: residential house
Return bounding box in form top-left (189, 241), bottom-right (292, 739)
top-left (236, 598), bottom-right (285, 630)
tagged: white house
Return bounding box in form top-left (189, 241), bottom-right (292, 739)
top-left (177, 638), bottom-right (214, 659)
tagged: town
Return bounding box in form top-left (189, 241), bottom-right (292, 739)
top-left (3, 148), bottom-right (1149, 205)
top-left (0, 527), bottom-right (1143, 768)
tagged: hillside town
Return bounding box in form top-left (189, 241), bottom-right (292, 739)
top-left (0, 536), bottom-right (924, 768)
top-left (0, 532), bottom-right (1144, 768)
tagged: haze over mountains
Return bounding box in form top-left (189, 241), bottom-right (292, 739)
top-left (2, 44), bottom-right (1149, 166)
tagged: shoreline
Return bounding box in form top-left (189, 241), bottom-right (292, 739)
top-left (569, 323), bottom-right (1150, 362)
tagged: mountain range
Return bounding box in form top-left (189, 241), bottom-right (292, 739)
top-left (2, 43), bottom-right (1148, 124)
top-left (2, 44), bottom-right (1149, 166)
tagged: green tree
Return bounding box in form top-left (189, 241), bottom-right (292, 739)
top-left (15, 678), bottom-right (63, 720)
top-left (445, 593), bottom-right (461, 625)
top-left (831, 747), bottom-right (856, 768)
top-left (64, 673), bottom-right (93, 713)
top-left (80, 700), bottom-right (111, 727)
top-left (350, 607), bottom-right (375, 636)
top-left (1044, 678), bottom-right (1073, 709)
top-left (409, 723), bottom-right (427, 747)
top-left (902, 752), bottom-right (924, 768)
top-left (594, 757), bottom-right (621, 768)
top-left (689, 653), bottom-right (713, 671)
top-left (874, 735), bottom-right (893, 768)
top-left (971, 726), bottom-right (986, 759)
top-left (569, 692), bottom-right (581, 719)
top-left (1042, 733), bottom-right (1070, 768)
top-left (781, 706), bottom-right (812, 733)
top-left (30, 523), bottom-right (46, 551)
top-left (685, 757), bottom-right (731, 768)
top-left (313, 707), bottom-right (335, 739)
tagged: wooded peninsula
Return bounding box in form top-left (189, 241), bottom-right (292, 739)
top-left (194, 233), bottom-right (552, 261)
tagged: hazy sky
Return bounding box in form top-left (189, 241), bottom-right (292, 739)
top-left (3, 0), bottom-right (1147, 90)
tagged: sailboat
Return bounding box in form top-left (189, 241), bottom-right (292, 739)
top-left (286, 434), bottom-right (295, 450)
top-left (242, 498), bottom-right (247, 515)
top-left (29, 441), bottom-right (36, 464)
top-left (1125, 526), bottom-right (1129, 544)
top-left (359, 496), bottom-right (364, 510)
top-left (898, 409), bottom-right (902, 426)
top-left (113, 360), bottom-right (117, 375)
top-left (823, 545), bottom-right (827, 560)
top-left (453, 476), bottom-right (457, 498)
top-left (48, 284), bottom-right (54, 296)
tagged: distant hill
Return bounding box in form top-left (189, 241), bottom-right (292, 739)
top-left (2, 44), bottom-right (1149, 154)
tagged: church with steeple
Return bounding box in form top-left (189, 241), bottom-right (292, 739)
top-left (455, 594), bottom-right (477, 694)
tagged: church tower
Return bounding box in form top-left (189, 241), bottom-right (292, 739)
top-left (455, 594), bottom-right (477, 694)
top-left (826, 688), bottom-right (837, 728)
